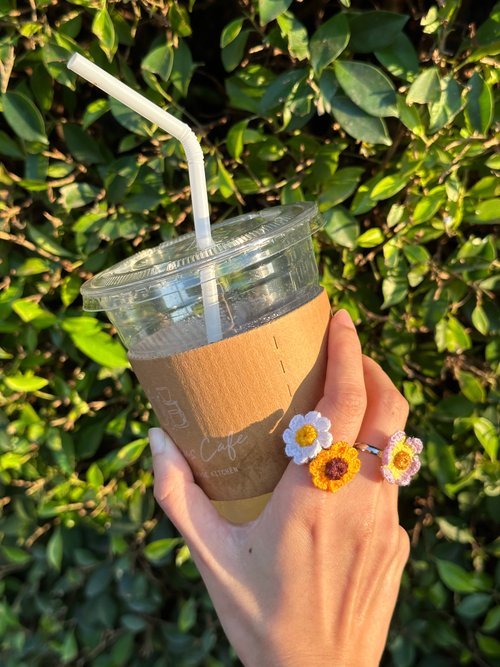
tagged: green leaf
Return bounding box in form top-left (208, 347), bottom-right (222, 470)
top-left (471, 305), bottom-right (489, 335)
top-left (92, 7), bottom-right (116, 60)
top-left (318, 166), bottom-right (364, 210)
top-left (413, 187), bottom-right (446, 223)
top-left (59, 182), bottom-right (100, 210)
top-left (61, 274), bottom-right (82, 307)
top-left (107, 438), bottom-right (148, 473)
top-left (178, 598), bottom-right (196, 633)
top-left (436, 560), bottom-right (481, 593)
top-left (63, 123), bottom-right (106, 164)
top-left (310, 13), bottom-right (350, 74)
top-left (456, 594), bottom-right (491, 619)
top-left (144, 538), bottom-right (182, 562)
top-left (5, 374), bottom-right (49, 392)
top-left (371, 172), bottom-right (411, 201)
top-left (436, 316), bottom-right (472, 353)
top-left (348, 11), bottom-right (409, 53)
top-left (258, 0), bottom-right (293, 25)
top-left (330, 96), bottom-right (391, 146)
top-left (473, 418), bottom-right (498, 461)
top-left (82, 98), bottom-right (110, 130)
top-left (0, 130), bottom-right (24, 158)
top-left (260, 69), bottom-right (306, 112)
top-left (382, 273), bottom-right (408, 308)
top-left (170, 39), bottom-right (195, 97)
top-left (323, 206), bottom-right (359, 249)
top-left (277, 12), bottom-right (309, 61)
top-left (0, 545), bottom-right (32, 565)
top-left (2, 91), bottom-right (47, 144)
top-left (27, 225), bottom-right (74, 258)
top-left (476, 634), bottom-right (500, 658)
top-left (47, 527), bottom-right (63, 571)
top-left (220, 18), bottom-right (244, 48)
top-left (458, 371), bottom-right (486, 403)
top-left (375, 33), bottom-right (419, 82)
top-left (226, 119), bottom-right (248, 161)
top-left (465, 72), bottom-right (494, 135)
top-left (334, 61), bottom-right (397, 117)
top-left (222, 30), bottom-right (250, 72)
top-left (464, 199), bottom-right (500, 224)
top-left (17, 258), bottom-right (51, 276)
top-left (428, 76), bottom-right (462, 133)
top-left (483, 606), bottom-right (500, 633)
top-left (407, 67), bottom-right (441, 105)
top-left (71, 330), bottom-right (129, 368)
top-left (357, 228), bottom-right (384, 247)
top-left (141, 44), bottom-right (174, 82)
top-left (86, 462), bottom-right (104, 487)
top-left (397, 95), bottom-right (426, 136)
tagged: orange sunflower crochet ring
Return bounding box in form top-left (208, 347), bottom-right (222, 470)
top-left (355, 431), bottom-right (423, 486)
top-left (282, 411), bottom-right (360, 492)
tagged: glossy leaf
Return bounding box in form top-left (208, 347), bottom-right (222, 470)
top-left (375, 33), bottom-right (419, 82)
top-left (330, 96), bottom-right (392, 145)
top-left (2, 91), bottom-right (47, 144)
top-left (407, 67), bottom-right (441, 104)
top-left (310, 13), bottom-right (350, 74)
top-left (348, 11), bottom-right (409, 52)
top-left (334, 60), bottom-right (398, 117)
top-left (258, 0), bottom-right (292, 25)
top-left (141, 44), bottom-right (174, 81)
top-left (323, 206), bottom-right (359, 248)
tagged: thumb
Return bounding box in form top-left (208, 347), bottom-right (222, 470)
top-left (148, 428), bottom-right (227, 562)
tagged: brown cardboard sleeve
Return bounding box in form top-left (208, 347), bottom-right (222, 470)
top-left (130, 289), bottom-right (331, 510)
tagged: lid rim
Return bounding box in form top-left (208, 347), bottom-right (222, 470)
top-left (81, 202), bottom-right (322, 299)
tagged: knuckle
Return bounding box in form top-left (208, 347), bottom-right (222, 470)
top-left (379, 389), bottom-right (409, 422)
top-left (335, 384), bottom-right (367, 419)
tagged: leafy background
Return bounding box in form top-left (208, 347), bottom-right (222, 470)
top-left (0, 0), bottom-right (499, 665)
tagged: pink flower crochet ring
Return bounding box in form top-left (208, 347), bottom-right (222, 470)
top-left (355, 430), bottom-right (423, 486)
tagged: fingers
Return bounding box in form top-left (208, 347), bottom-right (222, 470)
top-left (356, 356), bottom-right (409, 489)
top-left (316, 309), bottom-right (367, 444)
top-left (269, 310), bottom-right (367, 518)
top-left (148, 428), bottom-right (228, 567)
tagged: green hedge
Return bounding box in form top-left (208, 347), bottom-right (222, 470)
top-left (1, 0), bottom-right (499, 665)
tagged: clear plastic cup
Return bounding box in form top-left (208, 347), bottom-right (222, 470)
top-left (81, 202), bottom-right (329, 522)
top-left (81, 202), bottom-right (324, 356)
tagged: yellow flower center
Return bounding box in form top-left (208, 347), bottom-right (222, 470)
top-left (295, 424), bottom-right (318, 447)
top-left (393, 450), bottom-right (411, 471)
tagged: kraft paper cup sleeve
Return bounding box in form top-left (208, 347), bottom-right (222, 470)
top-left (130, 289), bottom-right (331, 517)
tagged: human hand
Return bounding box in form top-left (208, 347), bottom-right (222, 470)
top-left (148, 309), bottom-right (411, 667)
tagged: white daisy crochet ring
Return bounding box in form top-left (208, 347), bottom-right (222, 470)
top-left (283, 411), bottom-right (333, 465)
top-left (355, 430), bottom-right (423, 486)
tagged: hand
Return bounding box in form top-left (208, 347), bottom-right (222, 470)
top-left (148, 309), bottom-right (411, 667)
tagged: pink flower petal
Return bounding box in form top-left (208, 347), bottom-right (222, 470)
top-left (407, 436), bottom-right (423, 454)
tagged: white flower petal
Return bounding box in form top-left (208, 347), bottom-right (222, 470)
top-left (304, 410), bottom-right (321, 424)
top-left (315, 416), bottom-right (331, 432)
top-left (289, 414), bottom-right (305, 431)
top-left (317, 431), bottom-right (333, 448)
top-left (283, 429), bottom-right (295, 445)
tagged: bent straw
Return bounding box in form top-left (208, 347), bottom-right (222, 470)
top-left (67, 53), bottom-right (222, 343)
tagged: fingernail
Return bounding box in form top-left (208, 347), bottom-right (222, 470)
top-left (334, 309), bottom-right (356, 330)
top-left (149, 428), bottom-right (168, 455)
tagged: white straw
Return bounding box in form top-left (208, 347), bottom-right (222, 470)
top-left (67, 53), bottom-right (222, 343)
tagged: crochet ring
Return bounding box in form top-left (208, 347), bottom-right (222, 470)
top-left (354, 430), bottom-right (423, 486)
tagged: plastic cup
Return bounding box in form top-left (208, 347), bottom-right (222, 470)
top-left (82, 202), bottom-right (324, 353)
top-left (81, 202), bottom-right (330, 522)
